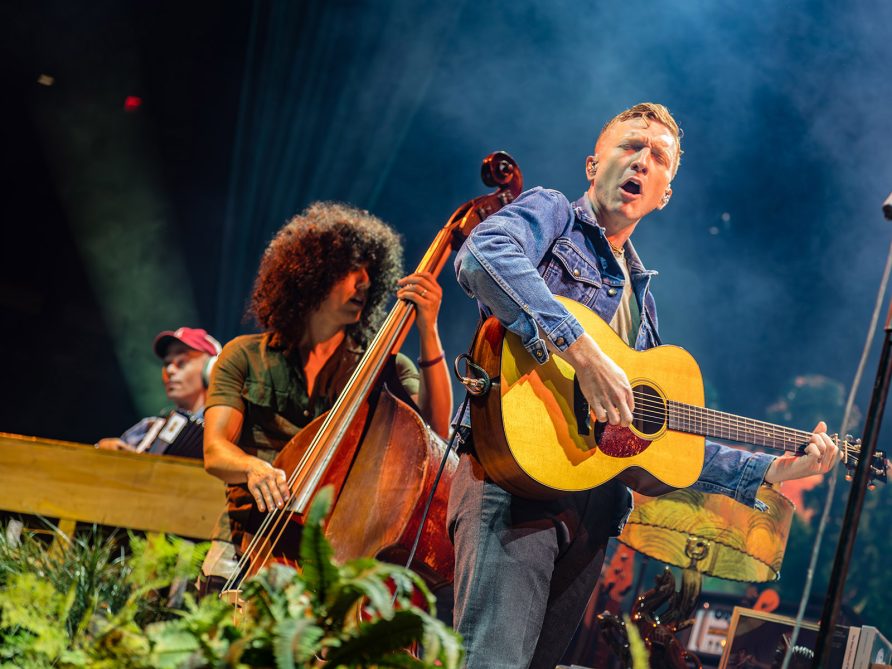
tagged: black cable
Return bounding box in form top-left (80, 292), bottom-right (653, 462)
top-left (399, 345), bottom-right (489, 599)
top-left (402, 394), bottom-right (469, 575)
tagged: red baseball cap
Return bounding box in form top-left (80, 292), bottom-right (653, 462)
top-left (153, 327), bottom-right (222, 359)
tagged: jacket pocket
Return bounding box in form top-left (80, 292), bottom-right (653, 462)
top-left (543, 238), bottom-right (602, 307)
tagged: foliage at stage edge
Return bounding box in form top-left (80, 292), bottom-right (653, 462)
top-left (0, 485), bottom-right (464, 669)
top-left (152, 486), bottom-right (463, 669)
top-left (0, 523), bottom-right (205, 668)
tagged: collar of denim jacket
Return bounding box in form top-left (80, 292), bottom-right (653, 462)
top-left (573, 193), bottom-right (658, 278)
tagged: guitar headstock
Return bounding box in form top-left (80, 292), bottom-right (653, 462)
top-left (839, 435), bottom-right (889, 489)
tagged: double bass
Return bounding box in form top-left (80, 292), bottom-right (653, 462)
top-left (223, 152), bottom-right (523, 595)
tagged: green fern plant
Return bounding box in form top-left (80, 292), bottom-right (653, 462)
top-left (1, 487), bottom-right (463, 668)
top-left (151, 485), bottom-right (464, 668)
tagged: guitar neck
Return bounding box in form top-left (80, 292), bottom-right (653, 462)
top-left (667, 401), bottom-right (812, 455)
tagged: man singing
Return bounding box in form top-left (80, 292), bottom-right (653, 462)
top-left (449, 103), bottom-right (841, 669)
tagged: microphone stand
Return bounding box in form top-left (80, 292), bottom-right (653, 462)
top-left (813, 193), bottom-right (892, 667)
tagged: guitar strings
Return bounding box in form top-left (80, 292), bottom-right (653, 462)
top-left (624, 393), bottom-right (800, 439)
top-left (593, 396), bottom-right (864, 470)
top-left (608, 394), bottom-right (868, 471)
top-left (633, 402), bottom-right (833, 450)
top-left (630, 390), bottom-right (812, 438)
top-left (615, 390), bottom-right (860, 455)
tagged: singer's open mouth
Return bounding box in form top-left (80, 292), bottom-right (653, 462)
top-left (621, 179), bottom-right (641, 195)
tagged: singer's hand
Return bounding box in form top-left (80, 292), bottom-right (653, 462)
top-left (765, 421), bottom-right (841, 483)
top-left (556, 333), bottom-right (634, 427)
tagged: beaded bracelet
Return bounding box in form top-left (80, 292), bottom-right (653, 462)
top-left (417, 351), bottom-right (445, 368)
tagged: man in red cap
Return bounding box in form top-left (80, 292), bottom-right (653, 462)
top-left (96, 327), bottom-right (222, 454)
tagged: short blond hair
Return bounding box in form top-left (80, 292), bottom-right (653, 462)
top-left (598, 102), bottom-right (683, 176)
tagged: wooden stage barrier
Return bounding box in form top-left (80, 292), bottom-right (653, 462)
top-left (0, 432), bottom-right (226, 541)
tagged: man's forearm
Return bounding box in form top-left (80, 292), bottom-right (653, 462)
top-left (204, 438), bottom-right (265, 484)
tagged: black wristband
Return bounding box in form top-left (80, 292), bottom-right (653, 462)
top-left (417, 352), bottom-right (445, 369)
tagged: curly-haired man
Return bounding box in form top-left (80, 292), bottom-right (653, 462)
top-left (201, 201), bottom-right (452, 584)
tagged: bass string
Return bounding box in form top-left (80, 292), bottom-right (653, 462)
top-left (228, 418), bottom-right (351, 591)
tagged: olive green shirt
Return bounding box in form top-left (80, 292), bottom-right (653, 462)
top-left (207, 332), bottom-right (421, 460)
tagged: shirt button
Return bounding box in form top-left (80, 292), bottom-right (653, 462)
top-left (303, 409), bottom-right (310, 417)
top-left (607, 287), bottom-right (618, 296)
top-left (572, 268), bottom-right (581, 277)
top-left (555, 336), bottom-right (565, 346)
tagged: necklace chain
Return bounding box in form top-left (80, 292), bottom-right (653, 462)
top-left (608, 240), bottom-right (625, 258)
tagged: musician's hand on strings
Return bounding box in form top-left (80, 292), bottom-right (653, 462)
top-left (204, 405), bottom-right (293, 510)
top-left (95, 438), bottom-right (134, 451)
top-left (397, 272), bottom-right (442, 333)
top-left (765, 421), bottom-right (841, 484)
top-left (557, 332), bottom-right (634, 427)
top-left (246, 459), bottom-right (290, 513)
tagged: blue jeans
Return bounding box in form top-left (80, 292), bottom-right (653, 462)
top-left (448, 453), bottom-right (629, 669)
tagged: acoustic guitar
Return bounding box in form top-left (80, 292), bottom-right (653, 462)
top-left (469, 295), bottom-right (886, 500)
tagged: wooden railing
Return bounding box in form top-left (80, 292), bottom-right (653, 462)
top-left (0, 432), bottom-right (226, 541)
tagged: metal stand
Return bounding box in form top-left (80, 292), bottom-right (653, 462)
top-left (813, 193), bottom-right (892, 667)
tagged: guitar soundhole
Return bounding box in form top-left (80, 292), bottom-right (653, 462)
top-left (631, 383), bottom-right (666, 437)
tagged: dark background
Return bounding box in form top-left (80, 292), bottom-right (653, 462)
top-left (1, 0), bottom-right (890, 631)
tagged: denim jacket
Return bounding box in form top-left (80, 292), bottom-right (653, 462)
top-left (455, 187), bottom-right (774, 510)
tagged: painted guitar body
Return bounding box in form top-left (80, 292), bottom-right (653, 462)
top-left (470, 295), bottom-right (707, 499)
